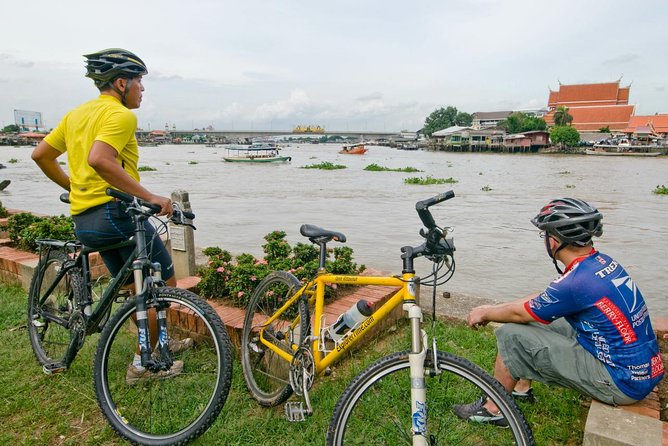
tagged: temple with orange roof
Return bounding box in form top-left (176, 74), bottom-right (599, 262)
top-left (544, 81), bottom-right (635, 131)
top-left (622, 114), bottom-right (668, 137)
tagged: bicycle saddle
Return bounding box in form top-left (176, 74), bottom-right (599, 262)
top-left (300, 224), bottom-right (346, 243)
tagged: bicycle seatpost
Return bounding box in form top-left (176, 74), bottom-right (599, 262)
top-left (415, 190), bottom-right (455, 229)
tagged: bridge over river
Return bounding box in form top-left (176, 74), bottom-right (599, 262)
top-left (136, 129), bottom-right (404, 143)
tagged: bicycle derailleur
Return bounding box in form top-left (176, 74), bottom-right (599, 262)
top-left (285, 346), bottom-right (315, 422)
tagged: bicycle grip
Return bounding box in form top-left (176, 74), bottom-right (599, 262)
top-left (105, 188), bottom-right (162, 213)
top-left (181, 210), bottom-right (195, 220)
top-left (415, 190), bottom-right (455, 229)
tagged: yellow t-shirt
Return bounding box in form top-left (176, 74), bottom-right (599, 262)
top-left (44, 95), bottom-right (140, 215)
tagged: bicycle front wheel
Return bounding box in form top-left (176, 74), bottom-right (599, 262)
top-left (241, 271), bottom-right (309, 406)
top-left (27, 249), bottom-right (83, 367)
top-left (93, 287), bottom-right (233, 445)
top-left (327, 350), bottom-right (534, 446)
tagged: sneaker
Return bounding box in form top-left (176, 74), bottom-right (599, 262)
top-left (452, 396), bottom-right (509, 427)
top-left (512, 388), bottom-right (536, 403)
top-left (126, 360), bottom-right (184, 385)
top-left (169, 337), bottom-right (194, 354)
top-left (152, 337), bottom-right (194, 359)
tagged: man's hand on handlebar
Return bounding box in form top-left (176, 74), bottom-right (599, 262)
top-left (147, 194), bottom-right (173, 218)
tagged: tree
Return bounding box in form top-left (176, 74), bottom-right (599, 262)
top-left (553, 106), bottom-right (573, 127)
top-left (1, 124), bottom-right (19, 133)
top-left (599, 126), bottom-right (610, 133)
top-left (422, 105), bottom-right (464, 136)
top-left (550, 125), bottom-right (580, 148)
top-left (455, 112), bottom-right (473, 127)
top-left (523, 116), bottom-right (547, 132)
top-left (499, 113), bottom-right (547, 134)
top-left (500, 113), bottom-right (525, 134)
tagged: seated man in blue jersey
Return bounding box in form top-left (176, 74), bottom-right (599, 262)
top-left (453, 198), bottom-right (664, 426)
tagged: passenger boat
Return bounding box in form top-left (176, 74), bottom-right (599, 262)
top-left (339, 143), bottom-right (368, 155)
top-left (222, 147), bottom-right (291, 163)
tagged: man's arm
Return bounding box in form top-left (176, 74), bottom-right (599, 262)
top-left (467, 293), bottom-right (539, 328)
top-left (88, 141), bottom-right (173, 216)
top-left (31, 140), bottom-right (70, 191)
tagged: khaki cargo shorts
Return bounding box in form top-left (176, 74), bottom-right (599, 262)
top-left (496, 319), bottom-right (636, 405)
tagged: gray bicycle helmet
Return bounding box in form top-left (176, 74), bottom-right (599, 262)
top-left (531, 198), bottom-right (603, 246)
top-left (84, 48), bottom-right (147, 88)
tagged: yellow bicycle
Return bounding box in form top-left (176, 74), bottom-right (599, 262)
top-left (241, 191), bottom-right (534, 445)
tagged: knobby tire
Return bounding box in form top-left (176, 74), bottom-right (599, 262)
top-left (93, 287), bottom-right (233, 445)
top-left (27, 249), bottom-right (84, 367)
top-left (241, 271), bottom-right (309, 406)
top-left (327, 350), bottom-right (535, 446)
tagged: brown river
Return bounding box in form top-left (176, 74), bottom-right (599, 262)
top-left (3, 143), bottom-right (667, 316)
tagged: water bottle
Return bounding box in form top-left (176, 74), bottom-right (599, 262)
top-left (328, 299), bottom-right (373, 341)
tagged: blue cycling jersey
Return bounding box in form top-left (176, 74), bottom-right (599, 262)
top-left (525, 250), bottom-right (664, 401)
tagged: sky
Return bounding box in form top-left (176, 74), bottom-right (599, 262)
top-left (2, 0), bottom-right (667, 133)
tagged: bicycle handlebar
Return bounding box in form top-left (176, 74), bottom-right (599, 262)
top-left (105, 188), bottom-right (196, 220)
top-left (415, 190), bottom-right (455, 230)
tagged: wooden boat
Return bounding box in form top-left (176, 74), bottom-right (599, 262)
top-left (222, 147), bottom-right (291, 163)
top-left (339, 143), bottom-right (368, 155)
top-left (586, 147), bottom-right (662, 157)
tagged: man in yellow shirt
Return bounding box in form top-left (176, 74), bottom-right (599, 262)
top-left (32, 48), bottom-right (188, 382)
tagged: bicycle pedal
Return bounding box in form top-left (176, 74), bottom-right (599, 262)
top-left (43, 362), bottom-right (67, 374)
top-left (284, 402), bottom-right (310, 422)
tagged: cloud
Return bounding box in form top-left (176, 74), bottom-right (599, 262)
top-left (149, 72), bottom-right (185, 82)
top-left (243, 71), bottom-right (279, 81)
top-left (602, 54), bottom-right (640, 66)
top-left (0, 53), bottom-right (34, 68)
top-left (253, 89), bottom-right (312, 120)
top-left (356, 92), bottom-right (383, 102)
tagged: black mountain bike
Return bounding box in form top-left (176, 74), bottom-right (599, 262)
top-left (27, 188), bottom-right (233, 445)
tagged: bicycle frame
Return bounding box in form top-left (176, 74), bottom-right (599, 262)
top-left (36, 239), bottom-right (137, 335)
top-left (34, 204), bottom-right (168, 369)
top-left (257, 271), bottom-right (419, 375)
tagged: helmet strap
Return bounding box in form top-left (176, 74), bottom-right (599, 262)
top-left (120, 78), bottom-right (133, 107)
top-left (108, 77), bottom-right (132, 107)
top-left (544, 234), bottom-right (567, 275)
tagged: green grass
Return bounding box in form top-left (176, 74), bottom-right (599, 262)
top-left (0, 284), bottom-right (586, 445)
top-left (404, 176), bottom-right (459, 185)
top-left (653, 184), bottom-right (668, 195)
top-left (364, 163), bottom-right (422, 173)
top-left (300, 161), bottom-right (346, 170)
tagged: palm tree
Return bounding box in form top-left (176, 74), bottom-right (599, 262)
top-left (553, 106), bottom-right (573, 126)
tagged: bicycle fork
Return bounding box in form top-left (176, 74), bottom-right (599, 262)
top-left (133, 263), bottom-right (173, 371)
top-left (405, 302), bottom-right (431, 446)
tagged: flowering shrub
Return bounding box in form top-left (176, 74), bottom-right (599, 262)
top-left (197, 230), bottom-right (365, 307)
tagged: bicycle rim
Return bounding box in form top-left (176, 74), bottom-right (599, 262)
top-left (93, 288), bottom-right (233, 445)
top-left (27, 250), bottom-right (82, 367)
top-left (327, 350), bottom-right (534, 446)
top-left (241, 271), bottom-right (308, 406)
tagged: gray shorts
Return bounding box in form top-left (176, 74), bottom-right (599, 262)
top-left (496, 319), bottom-right (636, 405)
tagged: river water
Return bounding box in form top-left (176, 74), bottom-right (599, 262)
top-left (3, 143), bottom-right (668, 316)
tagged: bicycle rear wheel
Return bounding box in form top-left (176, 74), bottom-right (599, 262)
top-left (327, 350), bottom-right (534, 446)
top-left (93, 287), bottom-right (233, 445)
top-left (27, 249), bottom-right (84, 368)
top-left (241, 271), bottom-right (309, 406)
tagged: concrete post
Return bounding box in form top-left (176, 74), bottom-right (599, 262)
top-left (170, 190), bottom-right (196, 279)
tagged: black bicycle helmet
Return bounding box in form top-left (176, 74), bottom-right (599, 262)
top-left (531, 198), bottom-right (603, 246)
top-left (84, 48), bottom-right (147, 88)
